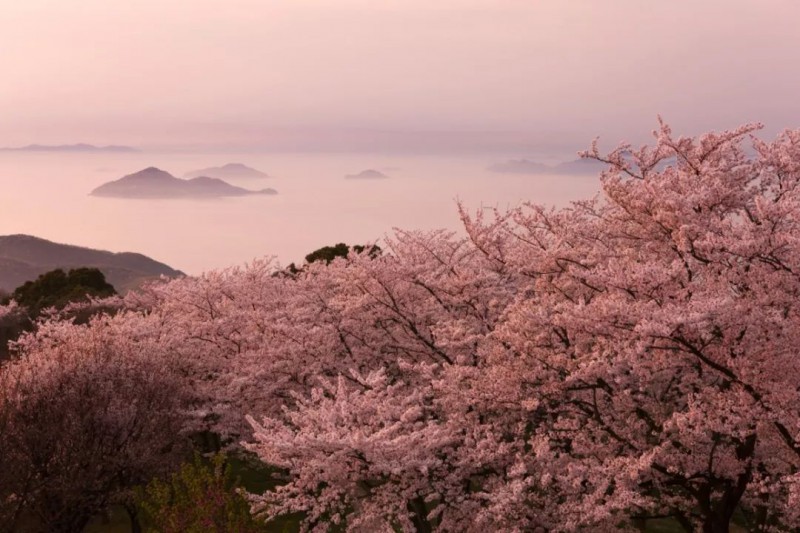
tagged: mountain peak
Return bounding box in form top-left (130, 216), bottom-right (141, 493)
top-left (132, 167), bottom-right (172, 176)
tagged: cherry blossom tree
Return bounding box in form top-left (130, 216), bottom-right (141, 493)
top-left (243, 122), bottom-right (800, 531)
top-left (0, 301), bottom-right (29, 360)
top-left (241, 233), bottom-right (548, 531)
top-left (8, 121), bottom-right (800, 532)
top-left (0, 313), bottom-right (190, 532)
top-left (111, 233), bottom-right (535, 529)
top-left (459, 121), bottom-right (800, 532)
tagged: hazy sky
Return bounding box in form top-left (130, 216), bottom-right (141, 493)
top-left (2, 0), bottom-right (800, 153)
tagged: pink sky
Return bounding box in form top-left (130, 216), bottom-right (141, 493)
top-left (2, 0), bottom-right (799, 151)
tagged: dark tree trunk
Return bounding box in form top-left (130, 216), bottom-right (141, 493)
top-left (407, 495), bottom-right (432, 533)
top-left (125, 503), bottom-right (142, 533)
top-left (702, 516), bottom-right (730, 533)
top-left (701, 434), bottom-right (757, 533)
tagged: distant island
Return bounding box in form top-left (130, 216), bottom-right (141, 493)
top-left (0, 143), bottom-right (139, 153)
top-left (488, 158), bottom-right (608, 175)
top-left (90, 167), bottom-right (278, 199)
top-left (0, 234), bottom-right (182, 293)
top-left (345, 169), bottom-right (389, 180)
top-left (183, 163), bottom-right (270, 179)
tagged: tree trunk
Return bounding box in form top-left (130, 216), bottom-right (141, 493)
top-left (125, 503), bottom-right (142, 533)
top-left (407, 495), bottom-right (432, 533)
top-left (702, 435), bottom-right (756, 533)
top-left (703, 515), bottom-right (733, 533)
top-left (630, 517), bottom-right (647, 532)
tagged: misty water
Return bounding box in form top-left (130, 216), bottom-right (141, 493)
top-left (0, 151), bottom-right (600, 275)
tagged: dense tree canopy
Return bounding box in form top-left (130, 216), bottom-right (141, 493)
top-left (136, 454), bottom-right (266, 533)
top-left (0, 315), bottom-right (188, 532)
top-left (304, 243), bottom-right (382, 265)
top-left (4, 267), bottom-right (116, 317)
top-left (0, 267), bottom-right (118, 359)
top-left (3, 123), bottom-right (800, 531)
top-left (283, 243), bottom-right (382, 275)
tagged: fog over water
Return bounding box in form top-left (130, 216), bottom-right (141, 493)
top-left (0, 151), bottom-right (600, 274)
top-left (3, 1), bottom-right (798, 277)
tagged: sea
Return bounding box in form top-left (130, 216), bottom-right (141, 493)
top-left (0, 151), bottom-right (601, 275)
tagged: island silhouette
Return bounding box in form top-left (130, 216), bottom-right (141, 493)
top-left (345, 169), bottom-right (389, 180)
top-left (183, 163), bottom-right (270, 179)
top-left (488, 158), bottom-right (608, 175)
top-left (0, 143), bottom-right (138, 153)
top-left (90, 167), bottom-right (278, 199)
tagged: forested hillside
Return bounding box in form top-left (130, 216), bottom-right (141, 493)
top-left (0, 235), bottom-right (181, 293)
